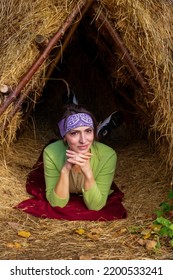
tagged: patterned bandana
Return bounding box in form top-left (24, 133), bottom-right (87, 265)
top-left (58, 113), bottom-right (94, 137)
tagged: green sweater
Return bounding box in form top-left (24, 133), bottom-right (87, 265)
top-left (43, 140), bottom-right (117, 210)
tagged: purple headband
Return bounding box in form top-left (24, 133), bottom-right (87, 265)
top-left (58, 113), bottom-right (94, 137)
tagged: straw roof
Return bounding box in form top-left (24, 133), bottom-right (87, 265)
top-left (0, 0), bottom-right (173, 259)
top-left (0, 0), bottom-right (173, 171)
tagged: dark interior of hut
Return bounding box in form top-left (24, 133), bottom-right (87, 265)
top-left (31, 13), bottom-right (142, 148)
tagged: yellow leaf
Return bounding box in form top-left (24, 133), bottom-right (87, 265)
top-left (141, 229), bottom-right (151, 236)
top-left (79, 255), bottom-right (93, 260)
top-left (143, 232), bottom-right (151, 239)
top-left (150, 224), bottom-right (162, 233)
top-left (140, 229), bottom-right (152, 239)
top-left (89, 227), bottom-right (103, 234)
top-left (74, 228), bottom-right (85, 235)
top-left (86, 232), bottom-right (99, 241)
top-left (6, 242), bottom-right (22, 249)
top-left (18, 230), bottom-right (31, 238)
top-left (113, 228), bottom-right (127, 238)
top-left (21, 241), bottom-right (29, 247)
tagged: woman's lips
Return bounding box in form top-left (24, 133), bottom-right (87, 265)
top-left (78, 145), bottom-right (88, 150)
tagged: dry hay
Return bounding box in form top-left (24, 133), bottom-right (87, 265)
top-left (0, 114), bottom-right (172, 260)
top-left (0, 0), bottom-right (77, 85)
top-left (0, 0), bottom-right (78, 144)
top-left (0, 0), bottom-right (173, 170)
top-left (0, 0), bottom-right (173, 259)
top-left (99, 0), bottom-right (173, 169)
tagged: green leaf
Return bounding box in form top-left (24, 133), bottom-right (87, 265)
top-left (127, 225), bottom-right (142, 234)
top-left (160, 202), bottom-right (172, 213)
top-left (170, 239), bottom-right (173, 247)
top-left (159, 226), bottom-right (170, 236)
top-left (156, 217), bottom-right (172, 228)
top-left (154, 209), bottom-right (164, 217)
top-left (167, 190), bottom-right (173, 199)
top-left (159, 227), bottom-right (173, 238)
top-left (169, 224), bottom-right (173, 231)
top-left (155, 236), bottom-right (161, 249)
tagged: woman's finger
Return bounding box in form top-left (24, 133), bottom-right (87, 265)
top-left (66, 151), bottom-right (92, 160)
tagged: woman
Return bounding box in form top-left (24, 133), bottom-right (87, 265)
top-left (43, 104), bottom-right (117, 211)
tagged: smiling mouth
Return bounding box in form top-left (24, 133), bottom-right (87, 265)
top-left (78, 145), bottom-right (88, 149)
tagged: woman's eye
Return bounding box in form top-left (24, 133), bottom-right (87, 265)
top-left (70, 131), bottom-right (78, 136)
top-left (86, 129), bottom-right (93, 133)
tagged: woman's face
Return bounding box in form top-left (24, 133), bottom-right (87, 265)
top-left (65, 126), bottom-right (94, 154)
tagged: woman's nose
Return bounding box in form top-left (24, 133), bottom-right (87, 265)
top-left (79, 133), bottom-right (86, 143)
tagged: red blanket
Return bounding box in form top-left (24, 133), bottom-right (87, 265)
top-left (15, 146), bottom-right (127, 221)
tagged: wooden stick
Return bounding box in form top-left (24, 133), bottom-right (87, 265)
top-left (0, 0), bottom-right (95, 134)
top-left (0, 85), bottom-right (33, 134)
top-left (0, 0), bottom-right (89, 118)
top-left (18, 0), bottom-right (95, 133)
top-left (46, 0), bottom-right (95, 79)
top-left (88, 31), bottom-right (140, 89)
top-left (0, 84), bottom-right (12, 95)
top-left (92, 3), bottom-right (149, 95)
top-left (35, 34), bottom-right (49, 51)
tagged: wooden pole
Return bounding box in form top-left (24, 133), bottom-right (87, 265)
top-left (34, 34), bottom-right (49, 51)
top-left (92, 3), bottom-right (149, 95)
top-left (0, 85), bottom-right (33, 134)
top-left (0, 0), bottom-right (95, 134)
top-left (46, 0), bottom-right (95, 79)
top-left (0, 0), bottom-right (89, 118)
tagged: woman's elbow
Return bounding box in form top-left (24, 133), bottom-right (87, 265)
top-left (46, 193), bottom-right (68, 208)
top-left (86, 201), bottom-right (106, 211)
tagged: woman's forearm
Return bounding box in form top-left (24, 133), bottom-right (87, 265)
top-left (54, 166), bottom-right (70, 199)
top-left (83, 170), bottom-right (95, 191)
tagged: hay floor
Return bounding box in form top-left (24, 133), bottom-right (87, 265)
top-left (0, 115), bottom-right (172, 260)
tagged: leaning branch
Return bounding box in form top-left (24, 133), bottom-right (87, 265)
top-left (92, 3), bottom-right (149, 95)
top-left (0, 0), bottom-right (95, 134)
top-left (0, 0), bottom-right (89, 118)
top-left (46, 0), bottom-right (95, 79)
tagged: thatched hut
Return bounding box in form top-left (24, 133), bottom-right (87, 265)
top-left (0, 0), bottom-right (173, 170)
top-left (0, 0), bottom-right (173, 260)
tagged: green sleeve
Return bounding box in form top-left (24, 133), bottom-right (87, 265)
top-left (82, 151), bottom-right (117, 210)
top-left (43, 143), bottom-right (69, 208)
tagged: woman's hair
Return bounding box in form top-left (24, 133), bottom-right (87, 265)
top-left (57, 104), bottom-right (98, 140)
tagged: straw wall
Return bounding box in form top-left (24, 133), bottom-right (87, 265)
top-left (0, 0), bottom-right (173, 170)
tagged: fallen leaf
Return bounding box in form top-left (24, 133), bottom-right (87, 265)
top-left (21, 241), bottom-right (29, 247)
top-left (8, 222), bottom-right (20, 230)
top-left (143, 233), bottom-right (151, 239)
top-left (74, 228), bottom-right (85, 235)
top-left (128, 225), bottom-right (141, 234)
top-left (138, 238), bottom-right (146, 246)
top-left (86, 232), bottom-right (99, 241)
top-left (6, 242), bottom-right (22, 249)
top-left (18, 230), bottom-right (31, 238)
top-left (89, 227), bottom-right (103, 234)
top-left (140, 229), bottom-right (151, 236)
top-left (113, 228), bottom-right (127, 238)
top-left (79, 255), bottom-right (93, 260)
top-left (138, 238), bottom-right (157, 250)
top-left (150, 224), bottom-right (162, 233)
top-left (140, 229), bottom-right (151, 239)
top-left (145, 240), bottom-right (157, 250)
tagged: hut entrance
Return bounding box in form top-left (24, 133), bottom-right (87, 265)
top-left (33, 15), bottom-right (137, 147)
